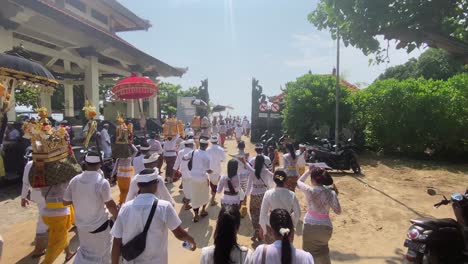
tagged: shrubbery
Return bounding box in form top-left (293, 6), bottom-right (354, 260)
top-left (351, 73), bottom-right (468, 157)
top-left (283, 73), bottom-right (468, 158)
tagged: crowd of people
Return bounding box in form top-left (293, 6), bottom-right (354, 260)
top-left (18, 114), bottom-right (342, 264)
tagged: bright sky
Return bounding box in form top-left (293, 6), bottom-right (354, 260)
top-left (118, 0), bottom-right (423, 117)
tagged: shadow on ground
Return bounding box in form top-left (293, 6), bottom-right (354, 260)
top-left (331, 247), bottom-right (405, 263)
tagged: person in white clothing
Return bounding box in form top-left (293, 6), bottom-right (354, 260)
top-left (111, 169), bottom-right (196, 264)
top-left (296, 144), bottom-right (308, 176)
top-left (251, 209), bottom-right (314, 264)
top-left (234, 123), bottom-right (243, 143)
top-left (206, 136), bottom-right (226, 206)
top-left (217, 159), bottom-right (244, 206)
top-left (246, 151), bottom-right (274, 242)
top-left (200, 205), bottom-right (252, 264)
top-left (242, 117), bottom-right (249, 136)
top-left (21, 150), bottom-right (48, 258)
top-left (99, 124), bottom-right (112, 158)
top-left (218, 121), bottom-right (227, 147)
top-left (184, 122), bottom-right (194, 139)
top-left (63, 151), bottom-right (119, 264)
top-left (184, 138), bottom-right (212, 222)
top-left (147, 133), bottom-right (164, 171)
top-left (297, 166), bottom-right (341, 264)
top-left (133, 144), bottom-right (151, 175)
top-left (173, 139), bottom-right (195, 210)
top-left (259, 170), bottom-right (301, 244)
top-left (125, 154), bottom-right (174, 206)
top-left (232, 141), bottom-right (250, 218)
top-left (163, 135), bottom-right (179, 183)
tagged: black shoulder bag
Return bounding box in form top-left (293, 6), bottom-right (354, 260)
top-left (121, 199), bottom-right (158, 261)
top-left (187, 151), bottom-right (195, 171)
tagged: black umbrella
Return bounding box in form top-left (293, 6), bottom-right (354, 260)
top-left (0, 45), bottom-right (58, 144)
top-left (212, 104), bottom-right (234, 112)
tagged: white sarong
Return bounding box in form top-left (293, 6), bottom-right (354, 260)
top-left (191, 180), bottom-right (209, 209)
top-left (74, 226), bottom-right (112, 264)
top-left (182, 175), bottom-right (193, 200)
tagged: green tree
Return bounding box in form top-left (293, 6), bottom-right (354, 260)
top-left (378, 49), bottom-right (467, 81)
top-left (282, 73), bottom-right (352, 142)
top-left (309, 0), bottom-right (468, 63)
top-left (14, 88), bottom-right (40, 107)
top-left (158, 82), bottom-right (199, 117)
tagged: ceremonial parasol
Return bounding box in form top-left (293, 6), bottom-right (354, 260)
top-left (111, 73), bottom-right (159, 137)
top-left (212, 104), bottom-right (234, 113)
top-left (0, 45), bottom-right (58, 144)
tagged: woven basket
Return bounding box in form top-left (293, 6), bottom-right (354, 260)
top-left (29, 156), bottom-right (82, 188)
top-left (112, 143), bottom-right (133, 159)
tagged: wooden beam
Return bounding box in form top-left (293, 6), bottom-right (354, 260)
top-left (45, 57), bottom-right (59, 67)
top-left (64, 60), bottom-right (71, 72)
top-left (13, 38), bottom-right (131, 76)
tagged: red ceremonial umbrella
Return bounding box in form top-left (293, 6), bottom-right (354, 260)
top-left (112, 73), bottom-right (158, 100)
top-left (112, 73), bottom-right (159, 137)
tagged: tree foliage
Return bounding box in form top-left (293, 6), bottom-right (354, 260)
top-left (282, 73), bottom-right (352, 142)
top-left (378, 49), bottom-right (467, 81)
top-left (351, 73), bottom-right (468, 156)
top-left (158, 82), bottom-right (198, 117)
top-left (14, 88), bottom-right (40, 107)
top-left (309, 0), bottom-right (468, 63)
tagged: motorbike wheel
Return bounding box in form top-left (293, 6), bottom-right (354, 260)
top-left (350, 157), bottom-right (361, 174)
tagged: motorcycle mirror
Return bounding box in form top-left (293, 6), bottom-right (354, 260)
top-left (427, 188), bottom-right (437, 196)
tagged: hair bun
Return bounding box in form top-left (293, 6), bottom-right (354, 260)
top-left (279, 228), bottom-right (290, 236)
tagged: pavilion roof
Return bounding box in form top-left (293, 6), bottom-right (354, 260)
top-left (15, 0), bottom-right (187, 78)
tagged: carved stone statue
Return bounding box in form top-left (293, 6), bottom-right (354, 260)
top-left (197, 79), bottom-right (209, 117)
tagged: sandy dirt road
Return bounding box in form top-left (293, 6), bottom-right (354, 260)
top-left (1, 137), bottom-right (467, 263)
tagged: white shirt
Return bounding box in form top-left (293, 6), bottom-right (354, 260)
top-left (217, 175), bottom-right (242, 205)
top-left (184, 127), bottom-right (194, 137)
top-left (133, 155), bottom-right (145, 175)
top-left (296, 150), bottom-right (306, 167)
top-left (259, 187), bottom-right (301, 234)
top-left (21, 160), bottom-right (43, 203)
top-left (242, 120), bottom-right (249, 129)
top-left (251, 241), bottom-right (314, 264)
top-left (297, 171), bottom-right (341, 227)
top-left (147, 139), bottom-right (163, 155)
top-left (200, 245), bottom-right (252, 264)
top-left (99, 128), bottom-right (111, 145)
top-left (235, 126), bottom-right (243, 138)
top-left (163, 136), bottom-right (179, 157)
top-left (184, 149), bottom-right (210, 183)
top-left (173, 147), bottom-right (193, 175)
top-left (206, 144), bottom-right (226, 182)
top-left (63, 171), bottom-right (111, 232)
top-left (111, 194), bottom-right (181, 264)
top-left (219, 125), bottom-right (227, 134)
top-left (125, 174), bottom-right (174, 206)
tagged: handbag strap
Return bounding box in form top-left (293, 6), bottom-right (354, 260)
top-left (143, 199), bottom-right (158, 233)
top-left (261, 244), bottom-right (268, 264)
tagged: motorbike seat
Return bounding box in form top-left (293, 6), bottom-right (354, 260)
top-left (411, 218), bottom-right (459, 229)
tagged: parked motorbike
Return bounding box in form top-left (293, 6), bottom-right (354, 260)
top-left (308, 138), bottom-right (361, 174)
top-left (403, 187), bottom-right (468, 263)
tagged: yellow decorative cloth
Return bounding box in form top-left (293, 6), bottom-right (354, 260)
top-left (41, 214), bottom-right (72, 264)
